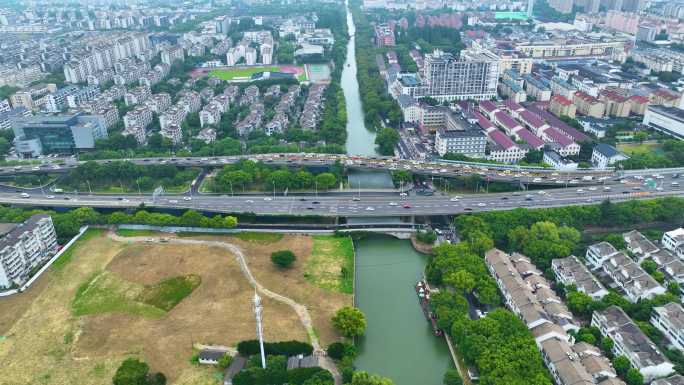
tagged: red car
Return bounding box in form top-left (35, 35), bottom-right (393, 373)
top-left (403, 204), bottom-right (411, 209)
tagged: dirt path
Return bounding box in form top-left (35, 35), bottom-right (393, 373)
top-left (108, 232), bottom-right (342, 384)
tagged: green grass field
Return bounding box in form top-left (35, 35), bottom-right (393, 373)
top-left (115, 229), bottom-right (164, 237)
top-left (209, 67), bottom-right (281, 80)
top-left (72, 271), bottom-right (200, 317)
top-left (617, 142), bottom-right (664, 156)
top-left (52, 229), bottom-right (106, 271)
top-left (305, 235), bottom-right (354, 294)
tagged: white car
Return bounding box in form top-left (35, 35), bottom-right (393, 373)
top-left (246, 199), bottom-right (254, 203)
top-left (450, 196), bottom-right (461, 201)
top-left (365, 207), bottom-right (375, 211)
top-left (264, 197), bottom-right (272, 201)
top-left (389, 202), bottom-right (398, 206)
top-left (538, 190), bottom-right (547, 195)
top-left (399, 192), bottom-right (407, 197)
top-left (477, 202), bottom-right (486, 207)
top-left (603, 187), bottom-right (612, 191)
top-left (169, 199), bottom-right (178, 204)
top-left (588, 187), bottom-right (598, 191)
top-left (183, 196), bottom-right (192, 201)
top-left (576, 189), bottom-right (585, 194)
top-left (46, 195), bottom-right (55, 199)
top-left (20, 193), bottom-right (30, 198)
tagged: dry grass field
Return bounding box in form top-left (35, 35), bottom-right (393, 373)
top-left (0, 230), bottom-right (352, 385)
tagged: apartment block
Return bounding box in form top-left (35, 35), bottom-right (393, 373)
top-left (551, 256), bottom-right (608, 299)
top-left (421, 48), bottom-right (499, 102)
top-left (592, 306), bottom-right (674, 381)
top-left (0, 214), bottom-right (58, 289)
top-left (651, 303), bottom-right (684, 351)
top-left (434, 128), bottom-right (486, 158)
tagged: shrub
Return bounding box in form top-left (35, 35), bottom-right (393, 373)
top-left (113, 358), bottom-right (149, 385)
top-left (327, 341), bottom-right (357, 360)
top-left (332, 307), bottom-right (366, 338)
top-left (271, 250), bottom-right (297, 268)
top-left (416, 230), bottom-right (437, 244)
top-left (236, 340), bottom-right (313, 357)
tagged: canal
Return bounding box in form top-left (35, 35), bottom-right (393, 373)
top-left (342, 1), bottom-right (377, 157)
top-left (354, 235), bottom-right (452, 385)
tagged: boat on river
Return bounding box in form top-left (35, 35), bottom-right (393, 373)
top-left (415, 280), bottom-right (443, 337)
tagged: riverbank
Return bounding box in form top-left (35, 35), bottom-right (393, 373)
top-left (410, 236), bottom-right (434, 254)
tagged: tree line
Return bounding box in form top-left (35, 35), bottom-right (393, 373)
top-left (208, 160), bottom-right (340, 192)
top-left (59, 161), bottom-right (197, 192)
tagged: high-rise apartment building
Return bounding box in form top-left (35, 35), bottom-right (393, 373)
top-left (421, 48), bottom-right (499, 102)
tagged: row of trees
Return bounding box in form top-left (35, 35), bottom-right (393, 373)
top-left (618, 140), bottom-right (684, 170)
top-left (351, 4), bottom-right (402, 129)
top-left (59, 161), bottom-right (197, 192)
top-left (232, 354), bottom-right (334, 385)
top-left (0, 206), bottom-right (237, 243)
top-left (208, 160), bottom-right (339, 192)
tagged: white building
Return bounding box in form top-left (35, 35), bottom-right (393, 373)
top-left (543, 151), bottom-right (578, 171)
top-left (592, 306), bottom-right (674, 381)
top-left (435, 128), bottom-right (487, 158)
top-left (421, 48), bottom-right (499, 102)
top-left (551, 255), bottom-right (608, 300)
top-left (0, 214), bottom-right (58, 289)
top-left (643, 105), bottom-right (684, 140)
top-left (591, 143), bottom-right (628, 169)
top-left (662, 228), bottom-right (684, 258)
top-left (651, 303), bottom-right (684, 351)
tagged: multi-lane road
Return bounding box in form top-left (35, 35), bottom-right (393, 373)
top-left (2, 172), bottom-right (682, 217)
top-left (1, 153), bottom-right (623, 186)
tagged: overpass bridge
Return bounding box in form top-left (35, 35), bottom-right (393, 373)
top-left (1, 153), bottom-right (624, 186)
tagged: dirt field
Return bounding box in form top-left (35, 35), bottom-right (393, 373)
top-left (0, 231), bottom-right (352, 385)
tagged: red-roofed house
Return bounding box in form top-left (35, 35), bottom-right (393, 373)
top-left (527, 104), bottom-right (590, 142)
top-left (487, 130), bottom-right (527, 163)
top-left (650, 89), bottom-right (681, 108)
top-left (549, 95), bottom-right (576, 119)
top-left (474, 111), bottom-right (497, 133)
top-left (494, 110), bottom-right (523, 135)
top-left (503, 99), bottom-right (525, 117)
top-left (519, 109), bottom-right (549, 135)
top-left (599, 89), bottom-right (630, 118)
top-left (573, 91), bottom-right (605, 118)
top-left (629, 95), bottom-right (648, 115)
top-left (515, 128), bottom-right (545, 150)
top-left (479, 100), bottom-right (499, 119)
top-left (542, 127), bottom-right (580, 156)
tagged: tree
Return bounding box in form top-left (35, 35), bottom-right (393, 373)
top-left (601, 337), bottom-right (614, 356)
top-left (443, 369), bottom-right (463, 385)
top-left (612, 355), bottom-right (631, 376)
top-left (332, 306), bottom-right (367, 338)
top-left (604, 234), bottom-right (626, 250)
top-left (351, 371), bottom-right (395, 385)
top-left (113, 358), bottom-right (149, 385)
top-left (315, 173), bottom-right (337, 190)
top-left (625, 368), bottom-right (644, 385)
top-left (640, 259), bottom-right (658, 275)
top-left (218, 353), bottom-right (232, 369)
top-left (567, 290), bottom-right (594, 317)
top-left (416, 229), bottom-right (437, 244)
top-left (445, 270), bottom-right (476, 294)
top-left (327, 342), bottom-right (356, 360)
top-left (374, 128), bottom-right (399, 156)
top-left (271, 250), bottom-right (297, 268)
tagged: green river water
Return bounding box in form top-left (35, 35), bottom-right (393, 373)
top-left (353, 235), bottom-right (452, 385)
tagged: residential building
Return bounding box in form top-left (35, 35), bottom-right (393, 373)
top-left (524, 75), bottom-right (552, 102)
top-left (586, 241), bottom-right (619, 270)
top-left (573, 92), bottom-right (606, 118)
top-left (550, 95), bottom-right (577, 119)
top-left (124, 85), bottom-right (151, 107)
top-left (161, 123), bottom-right (182, 145)
top-left (499, 78), bottom-right (527, 103)
top-left (651, 303), bottom-right (684, 351)
top-left (552, 255), bottom-right (608, 299)
top-left (421, 48), bottom-right (499, 102)
top-left (662, 228), bottom-right (684, 257)
top-left (486, 130), bottom-right (527, 163)
top-left (623, 230), bottom-right (659, 259)
top-left (435, 128), bottom-right (487, 158)
top-left (601, 251), bottom-right (666, 302)
top-left (550, 77), bottom-right (578, 100)
top-left (592, 306), bottom-right (674, 381)
top-left (591, 144), bottom-right (628, 169)
top-left (643, 105), bottom-right (684, 140)
top-left (0, 214), bottom-right (58, 289)
top-left (161, 46), bottom-right (185, 65)
top-left (652, 375), bottom-right (684, 385)
top-left (397, 95), bottom-right (421, 123)
top-left (651, 250), bottom-right (684, 286)
top-left (599, 89), bottom-right (631, 118)
top-left (540, 127), bottom-right (580, 156)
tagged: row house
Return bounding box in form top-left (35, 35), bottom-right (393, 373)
top-left (623, 230), bottom-right (659, 261)
top-left (601, 252), bottom-right (665, 302)
top-left (486, 130), bottom-right (527, 163)
top-left (236, 103), bottom-right (265, 136)
top-left (651, 302), bottom-right (684, 351)
top-left (662, 228), bottom-right (684, 258)
top-left (592, 306), bottom-right (674, 381)
top-left (299, 84), bottom-right (327, 130)
top-left (651, 250), bottom-right (684, 286)
top-left (541, 127), bottom-right (580, 156)
top-left (551, 255), bottom-right (608, 300)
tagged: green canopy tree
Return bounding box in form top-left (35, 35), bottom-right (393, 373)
top-left (332, 306), bottom-right (366, 338)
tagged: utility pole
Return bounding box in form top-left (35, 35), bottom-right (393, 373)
top-left (253, 291), bottom-right (267, 369)
top-left (87, 180), bottom-right (92, 195)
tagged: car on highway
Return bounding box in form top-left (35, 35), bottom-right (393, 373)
top-left (365, 207), bottom-right (375, 211)
top-left (46, 195), bottom-right (54, 199)
top-left (312, 201), bottom-right (320, 204)
top-left (183, 196), bottom-right (192, 201)
top-left (403, 204), bottom-right (411, 209)
top-left (169, 199), bottom-right (178, 204)
top-left (352, 197), bottom-right (361, 201)
top-left (449, 196), bottom-right (461, 201)
top-left (20, 193), bottom-right (30, 198)
top-left (246, 200), bottom-right (254, 203)
top-left (604, 187), bottom-right (612, 191)
top-left (477, 203), bottom-right (486, 207)
top-left (576, 189), bottom-right (585, 194)
top-left (673, 182), bottom-right (680, 186)
top-left (264, 197), bottom-right (272, 201)
top-left (399, 192), bottom-right (407, 197)
top-left (389, 202), bottom-right (398, 206)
